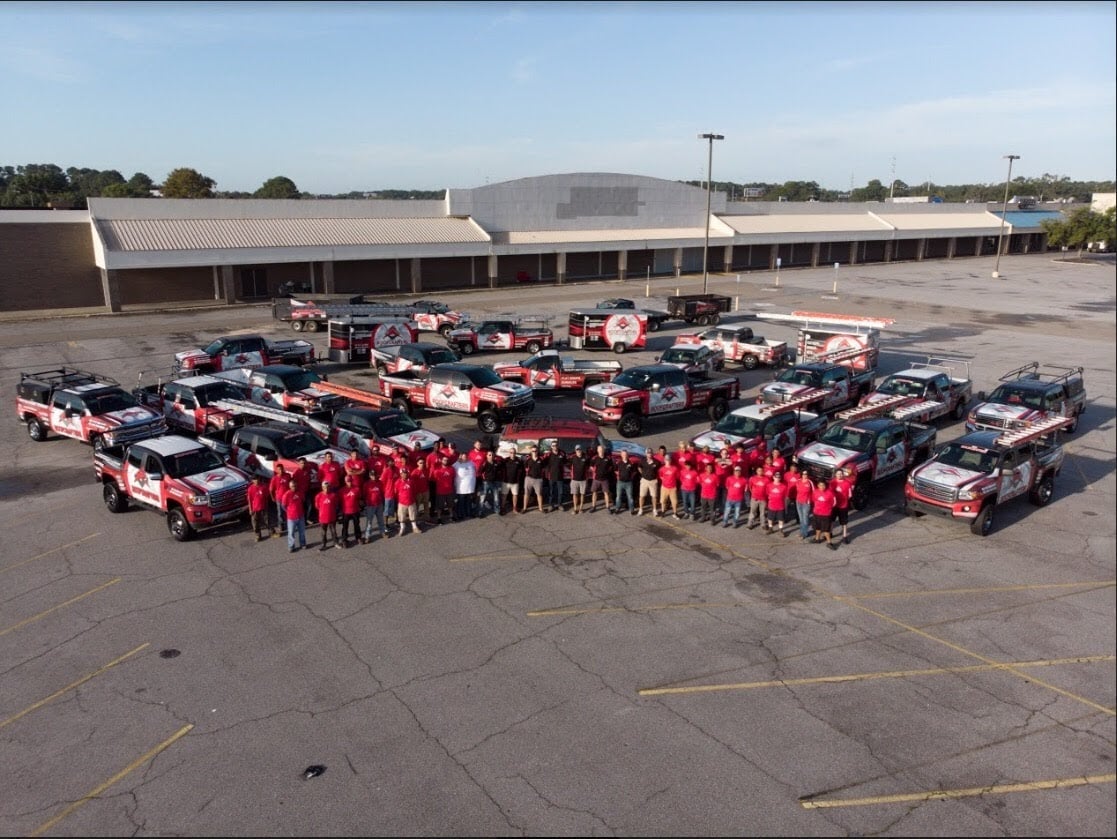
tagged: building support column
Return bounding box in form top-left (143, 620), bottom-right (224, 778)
top-left (810, 242), bottom-right (821, 268)
top-left (100, 268), bottom-right (122, 313)
top-left (322, 261), bottom-right (335, 294)
top-left (947, 237), bottom-right (956, 259)
top-left (217, 265), bottom-right (235, 303)
top-left (410, 258), bottom-right (421, 294)
top-left (849, 241), bottom-right (858, 265)
top-left (556, 252), bottom-right (566, 285)
top-left (618, 249), bottom-right (628, 281)
top-left (488, 253), bottom-right (498, 289)
top-left (975, 237), bottom-right (983, 257)
top-left (884, 240), bottom-right (893, 263)
top-left (722, 244), bottom-right (733, 273)
top-left (768, 244), bottom-right (779, 270)
top-left (674, 247), bottom-right (683, 277)
top-left (916, 238), bottom-right (926, 261)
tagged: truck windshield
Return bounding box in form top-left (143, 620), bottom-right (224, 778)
top-left (611, 369), bottom-right (653, 390)
top-left (776, 368), bottom-right (821, 387)
top-left (818, 424), bottom-right (875, 452)
top-left (84, 388), bottom-right (140, 414)
top-left (194, 382), bottom-right (246, 406)
top-left (712, 412), bottom-right (764, 438)
top-left (933, 443), bottom-right (998, 474)
top-left (278, 369), bottom-right (323, 391)
top-left (423, 348), bottom-right (458, 366)
top-left (202, 339), bottom-right (230, 356)
top-left (373, 414), bottom-right (422, 438)
top-left (987, 384), bottom-right (1044, 410)
top-left (465, 368), bottom-right (505, 387)
top-left (660, 348), bottom-right (697, 365)
top-left (276, 431), bottom-right (328, 458)
top-left (164, 447), bottom-right (227, 478)
top-left (878, 377), bottom-right (925, 398)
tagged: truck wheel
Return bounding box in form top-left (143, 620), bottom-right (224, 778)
top-left (648, 320), bottom-right (660, 332)
top-left (438, 324), bottom-right (453, 339)
top-left (525, 340), bottom-right (542, 355)
top-left (1029, 474), bottom-right (1054, 507)
top-left (612, 342), bottom-right (627, 354)
top-left (742, 355), bottom-right (759, 370)
top-left (617, 413), bottom-right (643, 438)
top-left (851, 480), bottom-right (870, 511)
top-left (697, 314), bottom-right (710, 326)
top-left (391, 397), bottom-right (411, 416)
top-left (477, 410), bottom-right (501, 434)
top-left (103, 482), bottom-right (128, 513)
top-left (970, 503), bottom-right (994, 537)
top-left (27, 418), bottom-right (47, 442)
top-left (291, 321), bottom-right (304, 332)
top-left (952, 399), bottom-right (967, 420)
top-left (304, 320), bottom-right (319, 333)
top-left (168, 508), bottom-right (195, 542)
top-left (458, 342), bottom-right (475, 356)
top-left (708, 397), bottom-right (729, 422)
top-left (710, 314), bottom-right (721, 325)
top-left (1066, 411), bottom-right (1079, 433)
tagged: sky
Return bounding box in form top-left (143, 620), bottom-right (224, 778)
top-left (2, 1), bottom-right (1114, 195)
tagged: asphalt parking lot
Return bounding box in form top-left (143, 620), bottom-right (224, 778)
top-left (0, 253), bottom-right (1113, 836)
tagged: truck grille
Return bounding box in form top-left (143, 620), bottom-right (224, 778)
top-left (800, 461), bottom-right (834, 483)
top-left (112, 418), bottom-right (168, 444)
top-left (584, 391), bottom-right (608, 411)
top-left (210, 483), bottom-right (248, 511)
top-left (912, 478), bottom-right (956, 503)
top-left (506, 392), bottom-right (533, 409)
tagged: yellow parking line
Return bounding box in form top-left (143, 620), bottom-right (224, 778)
top-left (850, 580), bottom-right (1115, 600)
top-left (30, 724), bottom-right (193, 836)
top-left (0, 643), bottom-right (150, 731)
top-left (0, 534), bottom-right (102, 575)
top-left (800, 772), bottom-right (1116, 809)
top-left (638, 655), bottom-right (1116, 696)
top-left (530, 602), bottom-right (740, 617)
top-left (0, 578), bottom-right (121, 638)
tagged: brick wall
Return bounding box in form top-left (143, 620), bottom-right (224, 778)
top-left (0, 223), bottom-right (104, 311)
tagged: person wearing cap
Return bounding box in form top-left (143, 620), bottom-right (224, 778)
top-left (542, 441), bottom-right (567, 512)
top-left (635, 448), bottom-right (660, 517)
top-left (721, 463), bottom-right (748, 528)
top-left (568, 444), bottom-right (589, 514)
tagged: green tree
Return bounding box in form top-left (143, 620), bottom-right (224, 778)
top-left (253, 176), bottom-right (300, 199)
top-left (850, 179), bottom-right (888, 202)
top-left (161, 167), bottom-right (216, 198)
top-left (5, 164), bottom-right (69, 207)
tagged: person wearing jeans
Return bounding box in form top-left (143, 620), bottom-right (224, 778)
top-left (794, 469), bottom-right (815, 541)
top-left (283, 479), bottom-right (307, 553)
top-left (679, 461), bottom-right (699, 519)
top-left (612, 451), bottom-right (637, 514)
top-left (721, 464), bottom-right (748, 527)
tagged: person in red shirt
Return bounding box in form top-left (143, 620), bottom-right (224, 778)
top-left (829, 468), bottom-right (854, 546)
top-left (679, 460), bottom-right (700, 519)
top-left (315, 480), bottom-right (342, 550)
top-left (344, 448), bottom-right (367, 493)
top-left (379, 460), bottom-right (397, 525)
top-left (290, 457), bottom-right (311, 514)
top-left (247, 474), bottom-right (270, 541)
top-left (657, 452), bottom-right (680, 518)
top-left (468, 438), bottom-right (488, 473)
top-left (339, 475), bottom-right (363, 547)
top-left (410, 459), bottom-right (431, 522)
top-left (268, 462), bottom-right (288, 536)
top-left (319, 451), bottom-right (344, 492)
top-left (794, 468), bottom-right (815, 541)
top-left (282, 479), bottom-right (306, 552)
top-left (746, 467), bottom-right (770, 529)
top-left (698, 462), bottom-right (720, 524)
top-left (770, 450), bottom-right (786, 477)
top-left (695, 445), bottom-right (717, 472)
top-left (431, 455), bottom-right (456, 524)
top-left (761, 454), bottom-right (778, 480)
top-left (721, 464), bottom-right (748, 528)
top-left (395, 466), bottom-right (421, 536)
top-left (361, 474), bottom-right (387, 543)
top-left (811, 479), bottom-right (837, 549)
top-left (765, 472), bottom-right (789, 536)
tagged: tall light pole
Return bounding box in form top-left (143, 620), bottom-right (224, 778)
top-left (992, 154), bottom-right (1020, 279)
top-left (698, 133), bottom-right (724, 294)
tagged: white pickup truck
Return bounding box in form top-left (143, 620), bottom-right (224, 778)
top-left (676, 325), bottom-right (789, 370)
top-left (839, 358), bottom-right (973, 425)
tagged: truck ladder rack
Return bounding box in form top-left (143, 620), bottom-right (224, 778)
top-left (211, 399), bottom-right (331, 437)
top-left (998, 361), bottom-right (1040, 382)
top-left (909, 356), bottom-right (973, 379)
top-left (757, 390), bottom-right (830, 415)
top-left (815, 345), bottom-right (876, 366)
top-left (21, 367), bottom-right (116, 387)
top-left (760, 311), bottom-right (895, 331)
top-left (890, 400), bottom-right (945, 422)
top-left (315, 381), bottom-right (390, 407)
top-left (835, 394), bottom-right (912, 422)
top-left (994, 415), bottom-right (1073, 447)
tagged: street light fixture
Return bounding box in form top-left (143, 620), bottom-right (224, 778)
top-left (698, 132), bottom-right (724, 294)
top-left (992, 153), bottom-right (1020, 279)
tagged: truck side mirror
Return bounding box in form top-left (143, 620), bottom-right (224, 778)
top-left (977, 391), bottom-right (986, 401)
top-left (458, 382), bottom-right (471, 390)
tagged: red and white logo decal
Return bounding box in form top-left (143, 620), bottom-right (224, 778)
top-left (604, 315), bottom-right (642, 346)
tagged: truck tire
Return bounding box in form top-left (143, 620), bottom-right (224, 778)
top-left (952, 398), bottom-right (967, 420)
top-left (525, 340), bottom-right (543, 355)
top-left (291, 321), bottom-right (304, 332)
top-left (304, 320), bottom-right (319, 333)
top-left (697, 314), bottom-right (710, 326)
top-left (710, 313), bottom-right (721, 325)
top-left (438, 324), bottom-right (453, 339)
top-left (617, 412), bottom-right (643, 438)
top-left (391, 397), bottom-right (411, 416)
top-left (1029, 474), bottom-right (1054, 506)
top-left (168, 508), bottom-right (195, 542)
top-left (1067, 411), bottom-right (1079, 433)
top-left (851, 479), bottom-right (870, 511)
top-left (458, 342), bottom-right (475, 356)
top-left (477, 410), bottom-right (501, 434)
top-left (970, 503), bottom-right (994, 537)
top-left (103, 482), bottom-right (128, 513)
top-left (27, 417), bottom-right (47, 442)
top-left (648, 320), bottom-right (660, 332)
top-left (742, 355), bottom-right (759, 370)
top-left (612, 342), bottom-right (626, 354)
top-left (707, 397), bottom-right (729, 422)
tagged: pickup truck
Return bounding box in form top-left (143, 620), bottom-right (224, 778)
top-left (133, 374), bottom-right (247, 436)
top-left (676, 325), bottom-right (789, 370)
top-left (275, 297), bottom-right (467, 336)
top-left (666, 294), bottom-right (732, 326)
top-left (94, 435), bottom-right (251, 541)
top-left (493, 349), bottom-right (623, 390)
top-left (905, 415), bottom-right (1071, 536)
top-left (594, 298), bottom-right (671, 331)
top-left (18, 367), bottom-right (167, 449)
top-left (840, 358), bottom-right (973, 425)
top-left (795, 416), bottom-right (937, 509)
top-left (966, 362), bottom-right (1087, 434)
top-left (447, 319), bottom-right (554, 356)
top-left (174, 334), bottom-right (316, 374)
top-left (759, 352), bottom-right (876, 414)
top-left (371, 341), bottom-right (460, 376)
top-left (691, 398), bottom-right (827, 460)
top-left (583, 364), bottom-right (741, 438)
top-left (327, 405), bottom-right (440, 459)
top-left (657, 342), bottom-right (726, 376)
top-left (225, 420), bottom-right (349, 497)
top-left (376, 362), bottom-right (535, 434)
top-left (213, 364), bottom-right (347, 417)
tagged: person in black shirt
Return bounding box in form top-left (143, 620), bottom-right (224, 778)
top-left (522, 447), bottom-right (546, 513)
top-left (588, 444), bottom-right (614, 513)
top-left (568, 444), bottom-right (590, 514)
top-left (613, 450), bottom-right (638, 514)
top-left (498, 452), bottom-right (524, 514)
top-left (542, 441), bottom-right (567, 512)
top-left (478, 449), bottom-right (502, 517)
top-left (636, 449), bottom-right (660, 516)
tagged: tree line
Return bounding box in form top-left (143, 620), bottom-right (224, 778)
top-left (1, 162), bottom-right (1112, 210)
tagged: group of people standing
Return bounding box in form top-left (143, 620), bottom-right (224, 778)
top-left (242, 437), bottom-right (856, 553)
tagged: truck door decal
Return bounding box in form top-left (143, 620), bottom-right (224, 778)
top-left (51, 402), bottom-right (86, 440)
top-left (876, 439), bottom-right (907, 479)
top-left (126, 460), bottom-right (165, 507)
top-left (827, 380), bottom-right (850, 410)
top-left (999, 461), bottom-right (1033, 502)
top-left (429, 381), bottom-right (471, 412)
top-left (648, 386), bottom-right (687, 415)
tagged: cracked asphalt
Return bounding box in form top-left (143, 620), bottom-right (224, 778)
top-left (1, 253), bottom-right (1113, 836)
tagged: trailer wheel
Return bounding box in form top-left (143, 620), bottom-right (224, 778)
top-left (742, 355), bottom-right (759, 371)
top-left (617, 412), bottom-right (642, 438)
top-left (710, 313), bottom-right (721, 325)
top-left (1029, 474), bottom-right (1054, 507)
top-left (103, 482), bottom-right (128, 513)
top-left (291, 321), bottom-right (304, 332)
top-left (648, 320), bottom-right (660, 332)
top-left (304, 320), bottom-right (319, 333)
top-left (525, 340), bottom-right (542, 355)
top-left (27, 417), bottom-right (47, 442)
top-left (477, 410), bottom-right (501, 434)
top-left (970, 503), bottom-right (994, 536)
top-left (391, 397), bottom-right (411, 416)
top-left (612, 342), bottom-right (626, 354)
top-left (708, 397), bottom-right (729, 422)
top-left (696, 314), bottom-right (710, 326)
top-left (168, 508), bottom-right (195, 542)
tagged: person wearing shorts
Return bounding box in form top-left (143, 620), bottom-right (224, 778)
top-left (829, 468), bottom-right (854, 546)
top-left (568, 445), bottom-right (589, 514)
top-left (657, 452), bottom-right (680, 518)
top-left (589, 444), bottom-right (614, 513)
top-left (636, 448), bottom-right (659, 516)
top-left (811, 479), bottom-right (836, 549)
top-left (499, 452), bottom-right (523, 514)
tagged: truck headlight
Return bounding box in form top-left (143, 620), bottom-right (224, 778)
top-left (966, 410), bottom-right (977, 424)
top-left (188, 493), bottom-right (210, 505)
top-left (605, 396), bottom-right (621, 407)
top-left (906, 472), bottom-right (915, 485)
top-left (957, 487), bottom-right (979, 501)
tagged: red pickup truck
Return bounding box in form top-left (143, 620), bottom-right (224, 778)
top-left (447, 319), bottom-right (554, 356)
top-left (492, 350), bottom-right (623, 390)
top-left (174, 335), bottom-right (315, 375)
top-left (376, 362), bottom-right (535, 434)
